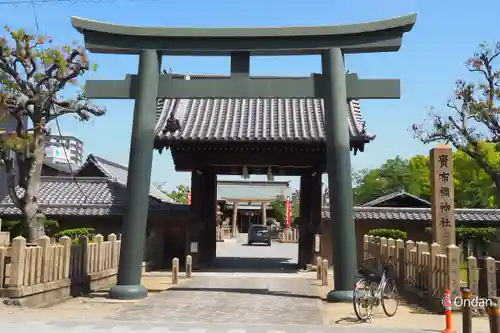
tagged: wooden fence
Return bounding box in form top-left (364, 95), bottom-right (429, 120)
top-left (0, 233), bottom-right (121, 306)
top-left (279, 228), bottom-right (299, 243)
top-left (361, 235), bottom-right (500, 312)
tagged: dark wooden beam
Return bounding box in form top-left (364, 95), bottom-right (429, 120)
top-left (84, 73), bottom-right (400, 99)
top-left (171, 149), bottom-right (326, 174)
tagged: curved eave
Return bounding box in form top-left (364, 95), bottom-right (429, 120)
top-left (71, 14), bottom-right (416, 38)
top-left (71, 14), bottom-right (417, 55)
top-left (154, 136), bottom-right (375, 155)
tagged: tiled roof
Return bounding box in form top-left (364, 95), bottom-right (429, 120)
top-left (0, 177), bottom-right (187, 217)
top-left (78, 154), bottom-right (175, 203)
top-left (361, 189), bottom-right (431, 207)
top-left (321, 207), bottom-right (500, 222)
top-left (155, 97), bottom-right (375, 152)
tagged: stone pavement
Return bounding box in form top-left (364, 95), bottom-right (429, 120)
top-left (0, 237), bottom-right (491, 332)
top-left (0, 319), bottom-right (454, 332)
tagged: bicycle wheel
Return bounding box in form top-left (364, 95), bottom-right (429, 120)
top-left (353, 278), bottom-right (375, 321)
top-left (381, 279), bottom-right (399, 317)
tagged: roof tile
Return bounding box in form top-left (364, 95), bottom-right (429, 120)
top-left (321, 206), bottom-right (500, 222)
top-left (155, 98), bottom-right (375, 151)
top-left (0, 177), bottom-right (187, 216)
top-left (78, 155), bottom-right (175, 203)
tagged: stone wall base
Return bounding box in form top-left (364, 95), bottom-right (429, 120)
top-left (1, 279), bottom-right (72, 307)
top-left (398, 283), bottom-right (445, 314)
top-left (1, 270), bottom-right (119, 308)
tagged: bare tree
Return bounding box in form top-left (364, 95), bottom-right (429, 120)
top-left (0, 27), bottom-right (105, 242)
top-left (413, 42), bottom-right (500, 190)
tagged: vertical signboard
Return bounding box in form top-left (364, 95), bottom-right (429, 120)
top-left (285, 196), bottom-right (291, 227)
top-left (430, 145), bottom-right (456, 246)
top-left (187, 192), bottom-right (192, 205)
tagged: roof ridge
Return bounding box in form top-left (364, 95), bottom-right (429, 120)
top-left (40, 176), bottom-right (111, 183)
top-left (321, 206), bottom-right (500, 213)
top-left (91, 154), bottom-right (129, 175)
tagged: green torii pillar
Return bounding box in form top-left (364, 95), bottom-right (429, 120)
top-left (71, 14), bottom-right (416, 301)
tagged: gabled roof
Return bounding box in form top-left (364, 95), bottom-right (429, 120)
top-left (43, 160), bottom-right (80, 175)
top-left (78, 154), bottom-right (174, 203)
top-left (0, 177), bottom-right (188, 217)
top-left (155, 96), bottom-right (375, 153)
top-left (361, 189), bottom-right (431, 208)
top-left (321, 206), bottom-right (500, 223)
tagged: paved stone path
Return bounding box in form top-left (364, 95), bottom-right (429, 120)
top-left (0, 235), bottom-right (489, 332)
top-left (110, 236), bottom-right (319, 325)
top-left (0, 320), bottom-right (452, 332)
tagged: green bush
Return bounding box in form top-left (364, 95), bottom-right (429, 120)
top-left (54, 228), bottom-right (95, 241)
top-left (2, 219), bottom-right (59, 238)
top-left (367, 228), bottom-right (407, 240)
top-left (456, 227), bottom-right (496, 245)
top-left (424, 226), bottom-right (496, 245)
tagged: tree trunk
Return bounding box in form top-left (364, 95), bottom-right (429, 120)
top-left (21, 128), bottom-right (46, 243)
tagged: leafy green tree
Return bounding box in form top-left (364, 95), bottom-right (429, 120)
top-left (270, 197), bottom-right (298, 226)
top-left (453, 150), bottom-right (498, 208)
top-left (165, 184), bottom-right (190, 204)
top-left (0, 27), bottom-right (105, 242)
top-left (353, 155), bottom-right (430, 205)
top-left (413, 42), bottom-right (500, 194)
top-left (352, 152), bottom-right (496, 208)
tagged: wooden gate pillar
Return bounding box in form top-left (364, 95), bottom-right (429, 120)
top-left (188, 170), bottom-right (203, 269)
top-left (309, 171), bottom-right (323, 262)
top-left (199, 169), bottom-right (217, 267)
top-left (298, 172), bottom-right (312, 268)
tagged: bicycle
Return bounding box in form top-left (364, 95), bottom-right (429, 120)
top-left (353, 257), bottom-right (399, 321)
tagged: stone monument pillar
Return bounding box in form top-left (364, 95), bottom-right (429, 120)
top-left (232, 202), bottom-right (238, 237)
top-left (430, 144), bottom-right (456, 246)
top-left (261, 203), bottom-right (267, 225)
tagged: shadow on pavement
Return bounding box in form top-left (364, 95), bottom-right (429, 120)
top-left (201, 256), bottom-right (299, 273)
top-left (167, 286), bottom-right (320, 300)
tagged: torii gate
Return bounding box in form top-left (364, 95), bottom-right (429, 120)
top-left (71, 14), bottom-right (417, 301)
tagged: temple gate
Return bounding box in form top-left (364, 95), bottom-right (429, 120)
top-left (72, 14), bottom-right (417, 301)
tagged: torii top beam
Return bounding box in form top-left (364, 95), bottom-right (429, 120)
top-left (71, 14), bottom-right (417, 56)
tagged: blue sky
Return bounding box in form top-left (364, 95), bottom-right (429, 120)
top-left (1, 0), bottom-right (498, 191)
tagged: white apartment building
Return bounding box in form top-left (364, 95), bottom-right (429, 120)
top-left (44, 134), bottom-right (84, 165)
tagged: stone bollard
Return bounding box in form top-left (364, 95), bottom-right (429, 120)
top-left (462, 288), bottom-right (472, 333)
top-left (172, 257), bottom-right (179, 284)
top-left (186, 255), bottom-right (192, 279)
top-left (487, 297), bottom-right (500, 333)
top-left (316, 256), bottom-right (322, 281)
top-left (321, 259), bottom-right (328, 286)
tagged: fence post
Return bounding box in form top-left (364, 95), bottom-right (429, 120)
top-left (445, 244), bottom-right (461, 304)
top-left (186, 255), bottom-right (192, 279)
top-left (479, 256), bottom-right (497, 299)
top-left (462, 288), bottom-right (472, 333)
top-left (321, 259), bottom-right (328, 286)
top-left (467, 256), bottom-right (478, 297)
top-left (36, 236), bottom-right (50, 283)
top-left (316, 256), bottom-right (322, 280)
top-left (172, 257), bottom-right (179, 284)
top-left (94, 234), bottom-right (104, 273)
top-left (59, 236), bottom-right (72, 279)
top-left (108, 233), bottom-right (117, 269)
top-left (10, 236), bottom-right (26, 287)
top-left (488, 297), bottom-right (500, 333)
top-left (79, 235), bottom-right (89, 280)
